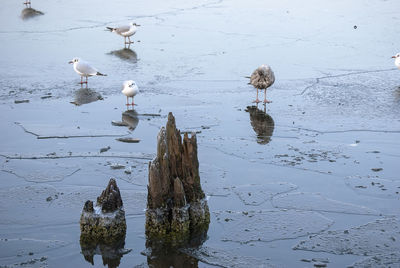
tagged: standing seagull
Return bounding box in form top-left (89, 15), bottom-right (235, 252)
top-left (249, 64), bottom-right (275, 104)
top-left (106, 22), bottom-right (140, 45)
top-left (392, 53), bottom-right (400, 69)
top-left (68, 58), bottom-right (106, 86)
top-left (122, 80), bottom-right (139, 106)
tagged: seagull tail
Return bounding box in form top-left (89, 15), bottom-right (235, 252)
top-left (106, 27), bottom-right (114, 32)
top-left (97, 72), bottom-right (107, 76)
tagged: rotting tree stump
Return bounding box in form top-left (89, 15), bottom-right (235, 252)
top-left (80, 178), bottom-right (126, 247)
top-left (145, 112), bottom-right (210, 246)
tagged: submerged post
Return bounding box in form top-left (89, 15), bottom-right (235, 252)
top-left (145, 112), bottom-right (210, 246)
top-left (80, 178), bottom-right (127, 246)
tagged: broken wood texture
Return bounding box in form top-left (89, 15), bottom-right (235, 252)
top-left (146, 112), bottom-right (210, 247)
top-left (80, 178), bottom-right (126, 247)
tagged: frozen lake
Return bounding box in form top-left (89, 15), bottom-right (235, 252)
top-left (0, 0), bottom-right (400, 267)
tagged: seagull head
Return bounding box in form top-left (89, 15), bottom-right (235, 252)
top-left (131, 22), bottom-right (141, 27)
top-left (68, 57), bottom-right (80, 64)
top-left (391, 53), bottom-right (400, 59)
top-left (260, 64), bottom-right (271, 69)
top-left (124, 80), bottom-right (136, 88)
top-left (259, 64), bottom-right (272, 75)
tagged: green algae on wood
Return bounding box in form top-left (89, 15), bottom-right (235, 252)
top-left (80, 178), bottom-right (126, 246)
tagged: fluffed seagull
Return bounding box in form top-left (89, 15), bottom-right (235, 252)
top-left (106, 22), bottom-right (140, 45)
top-left (122, 80), bottom-right (139, 106)
top-left (68, 58), bottom-right (106, 86)
top-left (249, 64), bottom-right (275, 104)
top-left (392, 53), bottom-right (400, 69)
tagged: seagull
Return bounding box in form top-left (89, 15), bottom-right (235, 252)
top-left (68, 58), bottom-right (106, 86)
top-left (249, 64), bottom-right (275, 104)
top-left (106, 22), bottom-right (140, 45)
top-left (122, 80), bottom-right (139, 106)
top-left (392, 53), bottom-right (400, 69)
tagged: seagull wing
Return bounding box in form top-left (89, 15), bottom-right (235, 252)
top-left (115, 25), bottom-right (131, 35)
top-left (132, 84), bottom-right (139, 96)
top-left (76, 61), bottom-right (98, 76)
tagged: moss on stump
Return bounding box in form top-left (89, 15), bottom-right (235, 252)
top-left (146, 113), bottom-right (210, 247)
top-left (80, 178), bottom-right (126, 247)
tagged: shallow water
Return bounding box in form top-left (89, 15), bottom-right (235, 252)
top-left (1, 0), bottom-right (400, 267)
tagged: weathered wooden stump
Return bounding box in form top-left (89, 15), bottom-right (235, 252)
top-left (80, 178), bottom-right (126, 246)
top-left (145, 112), bottom-right (210, 246)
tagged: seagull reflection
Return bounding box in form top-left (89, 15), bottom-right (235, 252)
top-left (71, 88), bottom-right (103, 106)
top-left (246, 105), bottom-right (275, 144)
top-left (108, 48), bottom-right (137, 63)
top-left (122, 109), bottom-right (139, 131)
top-left (21, 7), bottom-right (44, 20)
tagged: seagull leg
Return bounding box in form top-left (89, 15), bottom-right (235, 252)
top-left (128, 36), bottom-right (134, 44)
top-left (131, 97), bottom-right (136, 106)
top-left (263, 89), bottom-right (272, 103)
top-left (253, 88), bottom-right (260, 103)
top-left (126, 96), bottom-right (130, 106)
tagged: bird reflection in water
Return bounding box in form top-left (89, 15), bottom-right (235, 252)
top-left (71, 88), bottom-right (103, 106)
top-left (108, 48), bottom-right (138, 64)
top-left (246, 104), bottom-right (275, 144)
top-left (121, 109), bottom-right (139, 131)
top-left (21, 1), bottom-right (44, 20)
top-left (21, 7), bottom-right (44, 20)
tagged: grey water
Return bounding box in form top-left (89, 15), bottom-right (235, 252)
top-left (0, 0), bottom-right (400, 267)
